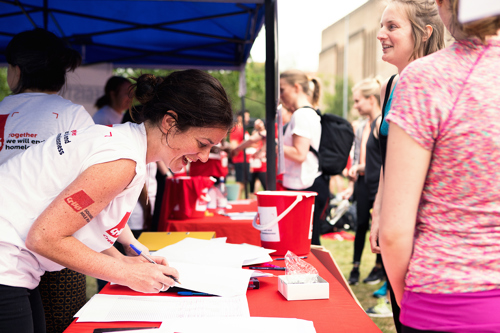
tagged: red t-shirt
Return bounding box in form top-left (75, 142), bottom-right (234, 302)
top-left (189, 152), bottom-right (228, 178)
top-left (230, 124), bottom-right (249, 163)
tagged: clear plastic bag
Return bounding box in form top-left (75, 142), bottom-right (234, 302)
top-left (284, 250), bottom-right (318, 284)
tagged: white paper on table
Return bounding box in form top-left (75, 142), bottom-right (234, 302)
top-left (155, 238), bottom-right (272, 268)
top-left (225, 212), bottom-right (257, 220)
top-left (241, 254), bottom-right (272, 266)
top-left (171, 261), bottom-right (253, 297)
top-left (101, 317), bottom-right (316, 333)
top-left (210, 237), bottom-right (227, 243)
top-left (155, 238), bottom-right (242, 268)
top-left (160, 317), bottom-right (316, 333)
top-left (75, 294), bottom-right (249, 323)
top-left (250, 270), bottom-right (275, 278)
top-left (459, 0), bottom-right (500, 22)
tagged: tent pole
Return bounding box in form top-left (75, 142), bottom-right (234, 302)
top-left (265, 0), bottom-right (278, 191)
top-left (43, 0), bottom-right (48, 29)
top-left (241, 98), bottom-right (249, 199)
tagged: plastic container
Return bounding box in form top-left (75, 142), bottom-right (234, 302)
top-left (252, 191), bottom-right (317, 255)
top-left (216, 177), bottom-right (228, 215)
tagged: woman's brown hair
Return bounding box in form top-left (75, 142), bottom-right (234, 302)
top-left (390, 0), bottom-right (445, 61)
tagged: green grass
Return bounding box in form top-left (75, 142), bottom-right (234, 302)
top-left (321, 233), bottom-right (396, 333)
top-left (85, 231), bottom-right (396, 332)
top-left (86, 275), bottom-right (97, 301)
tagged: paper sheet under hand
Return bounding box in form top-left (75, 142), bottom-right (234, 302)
top-left (170, 260), bottom-right (253, 297)
top-left (75, 294), bottom-right (250, 323)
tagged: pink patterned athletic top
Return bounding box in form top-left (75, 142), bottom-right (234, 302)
top-left (386, 39), bottom-right (500, 294)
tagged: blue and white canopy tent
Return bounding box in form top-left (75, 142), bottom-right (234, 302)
top-left (0, 0), bottom-right (279, 189)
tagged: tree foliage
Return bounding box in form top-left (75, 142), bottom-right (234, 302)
top-left (322, 76), bottom-right (354, 120)
top-left (0, 68), bottom-right (12, 101)
top-left (114, 60), bottom-right (266, 121)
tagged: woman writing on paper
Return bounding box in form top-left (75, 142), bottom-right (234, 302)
top-left (0, 69), bottom-right (234, 333)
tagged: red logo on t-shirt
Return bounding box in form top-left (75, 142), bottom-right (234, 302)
top-left (64, 190), bottom-right (95, 212)
top-left (0, 114), bottom-right (8, 152)
top-left (105, 212), bottom-right (131, 238)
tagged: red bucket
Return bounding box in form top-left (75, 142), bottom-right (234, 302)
top-left (252, 191), bottom-right (317, 255)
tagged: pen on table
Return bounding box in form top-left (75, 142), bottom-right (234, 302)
top-left (274, 256), bottom-right (307, 260)
top-left (249, 266), bottom-right (286, 271)
top-left (129, 244), bottom-right (181, 284)
top-left (177, 291), bottom-right (214, 296)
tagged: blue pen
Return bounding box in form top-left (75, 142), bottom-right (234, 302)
top-left (177, 291), bottom-right (214, 296)
top-left (129, 244), bottom-right (181, 284)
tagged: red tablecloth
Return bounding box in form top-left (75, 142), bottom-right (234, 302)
top-left (159, 199), bottom-right (261, 246)
top-left (64, 253), bottom-right (381, 333)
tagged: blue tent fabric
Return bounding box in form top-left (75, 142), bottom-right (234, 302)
top-left (0, 0), bottom-right (265, 69)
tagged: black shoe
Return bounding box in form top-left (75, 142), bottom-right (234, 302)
top-left (363, 266), bottom-right (385, 285)
top-left (348, 268), bottom-right (360, 285)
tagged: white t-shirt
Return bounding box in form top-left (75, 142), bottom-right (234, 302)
top-left (283, 107), bottom-right (321, 189)
top-left (0, 122), bottom-right (148, 289)
top-left (128, 162), bottom-right (158, 231)
top-left (0, 93), bottom-right (94, 164)
top-left (93, 105), bottom-right (124, 125)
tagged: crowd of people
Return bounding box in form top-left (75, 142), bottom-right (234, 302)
top-left (1, 0), bottom-right (500, 332)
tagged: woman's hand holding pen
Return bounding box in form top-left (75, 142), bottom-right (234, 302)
top-left (121, 255), bottom-right (179, 294)
top-left (124, 240), bottom-right (150, 257)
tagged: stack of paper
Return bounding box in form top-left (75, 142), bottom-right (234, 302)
top-left (154, 238), bottom-right (274, 268)
top-left (76, 294), bottom-right (249, 322)
top-left (150, 238), bottom-right (275, 296)
top-left (167, 261), bottom-right (252, 297)
top-left (159, 317), bottom-right (316, 333)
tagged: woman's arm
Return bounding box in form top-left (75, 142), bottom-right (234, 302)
top-left (283, 134), bottom-right (310, 163)
top-left (117, 223), bottom-right (151, 256)
top-left (356, 121), bottom-right (370, 174)
top-left (370, 168), bottom-right (384, 254)
top-left (232, 131), bottom-right (264, 157)
top-left (26, 159), bottom-right (178, 293)
top-left (379, 123), bottom-right (431, 305)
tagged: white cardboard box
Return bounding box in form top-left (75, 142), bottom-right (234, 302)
top-left (278, 275), bottom-right (329, 301)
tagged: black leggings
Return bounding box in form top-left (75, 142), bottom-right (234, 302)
top-left (0, 284), bottom-right (46, 333)
top-left (386, 275), bottom-right (402, 333)
top-left (353, 176), bottom-right (382, 265)
top-left (288, 174), bottom-right (330, 246)
top-left (249, 171), bottom-right (266, 193)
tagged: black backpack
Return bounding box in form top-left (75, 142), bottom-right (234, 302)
top-left (306, 107), bottom-right (354, 176)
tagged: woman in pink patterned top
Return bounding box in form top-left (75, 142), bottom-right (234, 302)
top-left (380, 0), bottom-right (500, 331)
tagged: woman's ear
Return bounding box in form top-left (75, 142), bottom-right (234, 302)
top-left (294, 82), bottom-right (302, 93)
top-left (423, 24), bottom-right (434, 42)
top-left (369, 95), bottom-right (377, 107)
top-left (161, 111), bottom-right (178, 132)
